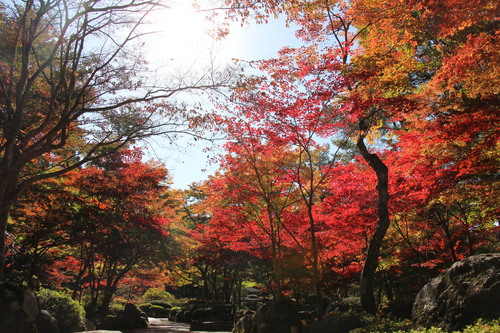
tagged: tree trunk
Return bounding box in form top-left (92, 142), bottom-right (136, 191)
top-left (100, 286), bottom-right (117, 311)
top-left (272, 237), bottom-right (284, 301)
top-left (357, 138), bottom-right (390, 314)
top-left (0, 167), bottom-right (21, 281)
top-left (0, 206), bottom-right (9, 280)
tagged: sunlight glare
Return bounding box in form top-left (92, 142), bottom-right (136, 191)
top-left (146, 3), bottom-right (216, 68)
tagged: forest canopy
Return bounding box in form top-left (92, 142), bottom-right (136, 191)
top-left (1, 0), bottom-right (498, 324)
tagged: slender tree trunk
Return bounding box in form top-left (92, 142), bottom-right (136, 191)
top-left (308, 208), bottom-right (324, 317)
top-left (272, 241), bottom-right (284, 301)
top-left (357, 138), bottom-right (390, 314)
top-left (0, 207), bottom-right (9, 280)
top-left (100, 286), bottom-right (117, 311)
top-left (0, 169), bottom-right (20, 281)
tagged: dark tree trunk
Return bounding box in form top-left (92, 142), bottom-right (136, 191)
top-left (0, 166), bottom-right (22, 281)
top-left (0, 207), bottom-right (9, 280)
top-left (357, 138), bottom-right (390, 314)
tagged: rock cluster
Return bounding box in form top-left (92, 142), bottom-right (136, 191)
top-left (412, 253), bottom-right (500, 331)
top-left (0, 283), bottom-right (40, 333)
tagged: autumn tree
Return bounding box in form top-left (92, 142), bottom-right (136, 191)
top-left (10, 148), bottom-right (173, 310)
top-left (68, 149), bottom-right (171, 310)
top-left (226, 53), bottom-right (354, 312)
top-left (6, 176), bottom-right (76, 287)
top-left (160, 182), bottom-right (260, 304)
top-left (348, 0), bottom-right (499, 297)
top-left (0, 0), bottom-right (231, 279)
top-left (208, 0), bottom-right (499, 313)
top-left (208, 131), bottom-right (303, 300)
top-left (209, 0), bottom-right (395, 312)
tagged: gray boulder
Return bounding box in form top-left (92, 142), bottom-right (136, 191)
top-left (121, 303), bottom-right (148, 329)
top-left (38, 310), bottom-right (60, 333)
top-left (412, 253), bottom-right (500, 331)
top-left (253, 299), bottom-right (299, 333)
top-left (84, 317), bottom-right (96, 331)
top-left (233, 309), bottom-right (255, 333)
top-left (0, 283), bottom-right (40, 333)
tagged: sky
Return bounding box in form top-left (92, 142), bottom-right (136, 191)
top-left (141, 3), bottom-right (302, 189)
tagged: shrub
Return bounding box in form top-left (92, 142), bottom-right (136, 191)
top-left (351, 318), bottom-right (500, 333)
top-left (141, 288), bottom-right (176, 303)
top-left (138, 303), bottom-right (170, 318)
top-left (109, 301), bottom-right (125, 315)
top-left (37, 288), bottom-right (85, 333)
top-left (349, 316), bottom-right (412, 332)
top-left (461, 319), bottom-right (500, 333)
top-left (150, 299), bottom-right (173, 308)
top-left (328, 297), bottom-right (362, 312)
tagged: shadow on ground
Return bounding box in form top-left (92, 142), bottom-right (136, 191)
top-left (122, 318), bottom-right (231, 333)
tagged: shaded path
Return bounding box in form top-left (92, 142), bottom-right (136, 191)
top-left (123, 318), bottom-right (189, 333)
top-left (123, 318), bottom-right (231, 333)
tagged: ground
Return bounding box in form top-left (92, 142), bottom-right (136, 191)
top-left (120, 317), bottom-right (231, 333)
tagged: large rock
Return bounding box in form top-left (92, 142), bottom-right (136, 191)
top-left (233, 309), bottom-right (255, 333)
top-left (38, 310), bottom-right (60, 333)
top-left (253, 299), bottom-right (300, 333)
top-left (0, 283), bottom-right (40, 333)
top-left (121, 303), bottom-right (149, 329)
top-left (98, 303), bottom-right (148, 330)
top-left (189, 303), bottom-right (234, 332)
top-left (412, 253), bottom-right (500, 331)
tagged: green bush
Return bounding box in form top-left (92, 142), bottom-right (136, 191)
top-left (138, 303), bottom-right (170, 318)
top-left (461, 319), bottom-right (500, 333)
top-left (141, 288), bottom-right (175, 303)
top-left (350, 318), bottom-right (500, 333)
top-left (349, 316), bottom-right (412, 332)
top-left (109, 301), bottom-right (125, 315)
top-left (37, 288), bottom-right (85, 333)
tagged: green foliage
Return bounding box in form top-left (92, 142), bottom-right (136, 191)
top-left (138, 303), bottom-right (170, 317)
top-left (109, 301), bottom-right (125, 314)
top-left (138, 302), bottom-right (154, 312)
top-left (141, 287), bottom-right (176, 303)
top-left (349, 316), bottom-right (412, 332)
top-left (37, 288), bottom-right (85, 333)
top-left (350, 318), bottom-right (500, 333)
top-left (461, 319), bottom-right (500, 333)
top-left (329, 297), bottom-right (362, 312)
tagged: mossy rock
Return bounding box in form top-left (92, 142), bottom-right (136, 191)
top-left (253, 299), bottom-right (300, 333)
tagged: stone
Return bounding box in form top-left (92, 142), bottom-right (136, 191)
top-left (189, 303), bottom-right (234, 331)
top-left (84, 317), bottom-right (97, 331)
top-left (253, 299), bottom-right (300, 333)
top-left (38, 310), bottom-right (60, 333)
top-left (298, 310), bottom-right (316, 328)
top-left (174, 308), bottom-right (189, 322)
top-left (412, 253), bottom-right (500, 331)
top-left (121, 303), bottom-right (149, 329)
top-left (191, 303), bottom-right (234, 322)
top-left (98, 303), bottom-right (148, 330)
top-left (0, 282), bottom-right (40, 333)
top-left (378, 298), bottom-right (413, 319)
top-left (168, 308), bottom-right (180, 321)
top-left (233, 310), bottom-right (255, 333)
